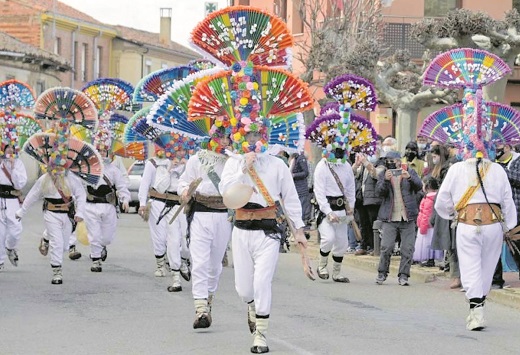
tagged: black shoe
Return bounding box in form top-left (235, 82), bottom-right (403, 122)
top-left (251, 345), bottom-right (269, 353)
top-left (420, 259), bottom-right (435, 267)
top-left (167, 285), bottom-right (182, 292)
top-left (304, 231), bottom-right (311, 240)
top-left (68, 245), bottom-right (82, 260)
top-left (279, 245), bottom-right (287, 253)
top-left (101, 247), bottom-right (107, 262)
top-left (193, 313), bottom-right (212, 329)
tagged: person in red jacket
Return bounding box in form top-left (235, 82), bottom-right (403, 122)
top-left (414, 176), bottom-right (443, 266)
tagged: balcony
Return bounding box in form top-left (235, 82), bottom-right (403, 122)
top-left (382, 16), bottom-right (426, 59)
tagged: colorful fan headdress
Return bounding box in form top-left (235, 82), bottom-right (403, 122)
top-left (133, 66), bottom-right (197, 103)
top-left (82, 78), bottom-right (134, 118)
top-left (184, 6), bottom-right (313, 154)
top-left (420, 48), bottom-right (520, 160)
top-left (307, 75), bottom-right (378, 163)
top-left (23, 132), bottom-right (103, 185)
top-left (0, 80), bottom-right (37, 157)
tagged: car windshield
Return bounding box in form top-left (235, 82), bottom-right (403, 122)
top-left (129, 163), bottom-right (144, 176)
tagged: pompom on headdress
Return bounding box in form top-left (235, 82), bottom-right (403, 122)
top-left (419, 48), bottom-right (520, 160)
top-left (307, 74), bottom-right (378, 163)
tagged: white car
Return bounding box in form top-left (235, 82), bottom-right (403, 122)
top-left (127, 161), bottom-right (144, 212)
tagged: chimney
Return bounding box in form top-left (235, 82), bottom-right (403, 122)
top-left (159, 8), bottom-right (172, 46)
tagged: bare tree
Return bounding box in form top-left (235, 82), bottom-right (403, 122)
top-left (411, 8), bottom-right (520, 102)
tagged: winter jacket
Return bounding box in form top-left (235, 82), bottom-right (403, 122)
top-left (375, 167), bottom-right (423, 222)
top-left (291, 153), bottom-right (309, 197)
top-left (417, 191), bottom-right (436, 234)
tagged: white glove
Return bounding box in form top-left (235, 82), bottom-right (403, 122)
top-left (15, 209), bottom-right (22, 221)
top-left (327, 212), bottom-right (339, 223)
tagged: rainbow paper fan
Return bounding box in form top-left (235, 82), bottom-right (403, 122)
top-left (188, 67), bottom-right (313, 121)
top-left (113, 142), bottom-right (148, 161)
top-left (418, 103), bottom-right (465, 145)
top-left (487, 102), bottom-right (520, 144)
top-left (190, 6), bottom-right (293, 68)
top-left (124, 108), bottom-right (149, 143)
top-left (147, 69), bottom-right (220, 139)
top-left (154, 132), bottom-right (200, 160)
top-left (34, 87), bottom-right (99, 128)
top-left (23, 133), bottom-right (103, 185)
top-left (324, 74), bottom-right (378, 111)
top-left (70, 124), bottom-right (92, 142)
top-left (268, 112), bottom-right (305, 153)
top-left (133, 66), bottom-right (196, 103)
top-left (16, 114), bottom-right (43, 149)
top-left (423, 48), bottom-right (511, 89)
top-left (82, 78), bottom-right (134, 116)
top-left (134, 113), bottom-right (163, 142)
top-left (0, 79), bottom-right (36, 110)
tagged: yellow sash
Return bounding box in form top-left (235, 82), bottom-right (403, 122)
top-left (454, 163), bottom-right (490, 211)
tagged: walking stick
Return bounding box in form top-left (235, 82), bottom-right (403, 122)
top-left (168, 178), bottom-right (202, 224)
top-left (279, 199), bottom-right (315, 281)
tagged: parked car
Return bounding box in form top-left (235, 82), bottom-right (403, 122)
top-left (127, 160), bottom-right (144, 212)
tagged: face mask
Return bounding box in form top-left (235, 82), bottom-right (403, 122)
top-left (382, 146), bottom-right (392, 153)
top-left (386, 161), bottom-right (397, 170)
top-left (432, 156), bottom-right (440, 165)
top-left (417, 143), bottom-right (426, 150)
top-left (335, 149), bottom-right (345, 160)
top-left (405, 152), bottom-right (417, 161)
top-left (495, 149), bottom-right (505, 160)
top-left (368, 156), bottom-right (378, 163)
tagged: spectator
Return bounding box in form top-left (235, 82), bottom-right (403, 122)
top-left (402, 141), bottom-right (425, 178)
top-left (375, 151), bottom-right (423, 286)
top-left (417, 136), bottom-right (429, 160)
top-left (381, 137), bottom-right (397, 157)
top-left (289, 152), bottom-right (312, 238)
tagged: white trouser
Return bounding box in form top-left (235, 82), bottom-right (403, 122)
top-left (85, 203), bottom-right (117, 259)
top-left (148, 200), bottom-right (186, 270)
top-left (42, 230), bottom-right (77, 248)
top-left (44, 211), bottom-right (73, 267)
top-left (0, 198), bottom-right (22, 264)
top-left (456, 223), bottom-right (503, 300)
top-left (318, 218), bottom-right (349, 256)
top-left (190, 212), bottom-right (231, 299)
top-left (233, 228), bottom-right (279, 316)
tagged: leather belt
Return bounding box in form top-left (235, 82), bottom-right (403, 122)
top-left (149, 189), bottom-right (180, 202)
top-left (327, 196), bottom-right (345, 211)
top-left (194, 193), bottom-right (226, 210)
top-left (457, 203), bottom-right (502, 226)
top-left (44, 201), bottom-right (71, 212)
top-left (235, 205), bottom-right (277, 221)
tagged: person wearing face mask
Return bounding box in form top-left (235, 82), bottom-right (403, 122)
top-left (381, 137), bottom-right (397, 157)
top-left (352, 152), bottom-right (384, 255)
top-left (375, 150), bottom-right (423, 286)
top-left (0, 145), bottom-right (27, 271)
top-left (85, 142), bottom-right (130, 273)
top-left (416, 136), bottom-right (429, 160)
top-left (402, 141), bottom-right (425, 178)
top-left (491, 143), bottom-right (520, 289)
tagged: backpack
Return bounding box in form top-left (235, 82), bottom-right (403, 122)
top-left (151, 159), bottom-right (171, 194)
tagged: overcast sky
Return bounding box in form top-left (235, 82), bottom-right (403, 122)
top-left (60, 0), bottom-right (231, 46)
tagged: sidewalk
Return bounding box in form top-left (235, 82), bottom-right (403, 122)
top-left (299, 236), bottom-right (520, 310)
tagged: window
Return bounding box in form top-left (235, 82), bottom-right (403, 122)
top-left (36, 81), bottom-right (45, 96)
top-left (73, 41), bottom-right (78, 80)
top-left (292, 0), bottom-right (304, 34)
top-left (95, 46), bottom-right (102, 79)
top-left (54, 38), bottom-right (61, 55)
top-left (274, 0), bottom-right (287, 22)
top-left (424, 0), bottom-right (460, 17)
top-left (81, 43), bottom-right (88, 81)
top-left (145, 59), bottom-right (152, 75)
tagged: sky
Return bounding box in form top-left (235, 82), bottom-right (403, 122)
top-left (59, 0), bottom-right (231, 46)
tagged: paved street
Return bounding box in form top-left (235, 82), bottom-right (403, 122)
top-left (3, 205), bottom-right (520, 355)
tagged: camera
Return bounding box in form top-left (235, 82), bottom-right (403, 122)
top-left (390, 169), bottom-right (402, 176)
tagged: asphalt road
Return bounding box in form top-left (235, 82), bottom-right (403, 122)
top-left (2, 204), bottom-right (520, 355)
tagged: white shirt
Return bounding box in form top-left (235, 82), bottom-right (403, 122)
top-left (219, 153), bottom-right (304, 229)
top-left (138, 158), bottom-right (186, 206)
top-left (435, 159), bottom-right (517, 230)
top-left (18, 172), bottom-right (87, 219)
top-left (313, 159), bottom-right (356, 216)
top-left (0, 159), bottom-right (27, 190)
top-left (177, 151), bottom-right (227, 197)
top-left (111, 155), bottom-right (130, 185)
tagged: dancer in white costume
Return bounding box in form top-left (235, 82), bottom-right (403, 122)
top-left (138, 136), bottom-right (195, 291)
top-left (178, 131), bottom-right (232, 329)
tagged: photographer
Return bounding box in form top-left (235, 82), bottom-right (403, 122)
top-left (375, 151), bottom-right (423, 286)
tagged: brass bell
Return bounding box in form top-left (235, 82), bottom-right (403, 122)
top-left (473, 206), bottom-right (483, 225)
top-left (459, 209), bottom-right (467, 221)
